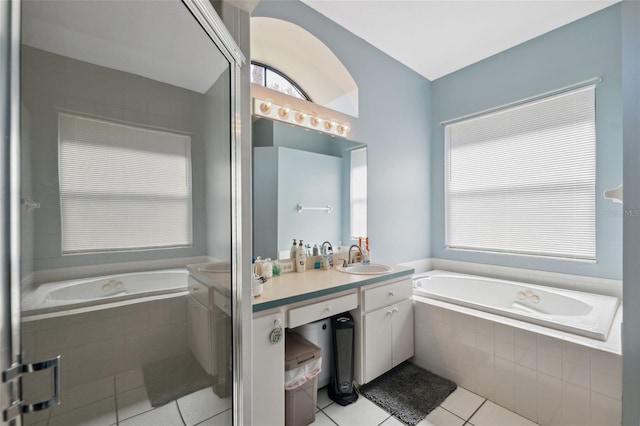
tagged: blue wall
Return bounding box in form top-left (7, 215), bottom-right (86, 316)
top-left (430, 4), bottom-right (622, 279)
top-left (253, 0), bottom-right (432, 264)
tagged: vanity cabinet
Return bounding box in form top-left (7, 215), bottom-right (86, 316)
top-left (362, 279), bottom-right (414, 383)
top-left (252, 311), bottom-right (285, 426)
top-left (187, 295), bottom-right (215, 375)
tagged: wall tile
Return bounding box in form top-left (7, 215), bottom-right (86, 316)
top-left (494, 323), bottom-right (515, 343)
top-left (537, 353), bottom-right (562, 379)
top-left (495, 339), bottom-right (515, 362)
top-left (536, 372), bottom-right (562, 426)
top-left (563, 360), bottom-right (591, 388)
top-left (494, 356), bottom-right (515, 411)
top-left (590, 391), bottom-right (621, 426)
top-left (591, 370), bottom-right (622, 400)
top-left (562, 382), bottom-right (590, 426)
top-left (515, 329), bottom-right (537, 350)
top-left (537, 334), bottom-right (562, 359)
top-left (514, 365), bottom-right (537, 423)
top-left (562, 341), bottom-right (590, 367)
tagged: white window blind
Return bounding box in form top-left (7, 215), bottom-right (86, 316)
top-left (59, 113), bottom-right (193, 254)
top-left (350, 147), bottom-right (367, 239)
top-left (445, 85), bottom-right (596, 260)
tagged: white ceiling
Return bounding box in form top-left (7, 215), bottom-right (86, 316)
top-left (301, 0), bottom-right (620, 81)
top-left (22, 0), bottom-right (228, 94)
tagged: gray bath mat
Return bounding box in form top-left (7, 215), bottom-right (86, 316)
top-left (358, 362), bottom-right (457, 426)
top-left (142, 353), bottom-right (216, 407)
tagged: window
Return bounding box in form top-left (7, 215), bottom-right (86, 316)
top-left (350, 147), bottom-right (367, 239)
top-left (250, 61), bottom-right (311, 101)
top-left (445, 85), bottom-right (596, 260)
top-left (58, 113), bottom-right (193, 254)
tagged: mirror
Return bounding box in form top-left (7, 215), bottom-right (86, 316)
top-left (252, 117), bottom-right (367, 260)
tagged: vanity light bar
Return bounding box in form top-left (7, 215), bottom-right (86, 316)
top-left (253, 98), bottom-right (350, 138)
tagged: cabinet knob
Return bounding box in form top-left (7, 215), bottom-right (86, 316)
top-left (324, 305), bottom-right (332, 312)
top-left (386, 310), bottom-right (392, 316)
top-left (389, 291), bottom-right (395, 296)
top-left (192, 287), bottom-right (198, 292)
top-left (392, 307), bottom-right (399, 314)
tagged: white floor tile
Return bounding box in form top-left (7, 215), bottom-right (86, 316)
top-left (312, 410), bottom-right (339, 425)
top-left (177, 387), bottom-right (232, 426)
top-left (417, 408), bottom-right (465, 426)
top-left (119, 401), bottom-right (184, 426)
top-left (48, 397), bottom-right (117, 426)
top-left (196, 409), bottom-right (232, 425)
top-left (469, 401), bottom-right (538, 426)
top-left (116, 386), bottom-right (153, 421)
top-left (322, 396), bottom-right (389, 426)
top-left (380, 415), bottom-right (405, 425)
top-left (116, 368), bottom-right (145, 394)
top-left (439, 387), bottom-right (485, 420)
top-left (317, 386), bottom-right (334, 410)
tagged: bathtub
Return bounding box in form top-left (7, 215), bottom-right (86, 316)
top-left (413, 270), bottom-right (620, 341)
top-left (22, 269), bottom-right (189, 316)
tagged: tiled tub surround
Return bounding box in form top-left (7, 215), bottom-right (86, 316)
top-left (414, 271), bottom-right (620, 341)
top-left (413, 297), bottom-right (622, 426)
top-left (21, 295), bottom-right (189, 425)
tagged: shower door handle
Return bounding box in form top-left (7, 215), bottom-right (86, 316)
top-left (2, 355), bottom-right (61, 421)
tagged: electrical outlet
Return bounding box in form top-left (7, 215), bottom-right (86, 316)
top-left (280, 260), bottom-right (295, 273)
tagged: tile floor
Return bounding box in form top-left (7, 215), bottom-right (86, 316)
top-left (24, 367), bottom-right (231, 426)
top-left (314, 386), bottom-right (539, 426)
top-left (24, 370), bottom-right (537, 426)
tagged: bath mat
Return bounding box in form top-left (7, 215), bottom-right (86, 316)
top-left (358, 362), bottom-right (457, 426)
top-left (142, 352), bottom-right (216, 407)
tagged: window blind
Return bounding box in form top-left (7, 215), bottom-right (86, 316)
top-left (350, 147), bottom-right (367, 239)
top-left (445, 85), bottom-right (596, 260)
top-left (59, 113), bottom-right (193, 254)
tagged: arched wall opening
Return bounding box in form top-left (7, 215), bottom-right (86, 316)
top-left (251, 17), bottom-right (359, 118)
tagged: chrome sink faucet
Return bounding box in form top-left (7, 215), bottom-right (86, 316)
top-left (348, 244), bottom-right (363, 264)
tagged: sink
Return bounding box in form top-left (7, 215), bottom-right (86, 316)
top-left (336, 263), bottom-right (393, 275)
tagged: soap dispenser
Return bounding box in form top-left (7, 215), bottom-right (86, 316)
top-left (290, 239), bottom-right (297, 260)
top-left (296, 240), bottom-right (307, 272)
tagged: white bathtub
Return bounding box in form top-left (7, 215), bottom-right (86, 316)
top-left (22, 269), bottom-right (188, 316)
top-left (413, 270), bottom-right (620, 341)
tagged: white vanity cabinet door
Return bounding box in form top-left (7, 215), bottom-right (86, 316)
top-left (363, 305), bottom-right (393, 383)
top-left (252, 311), bottom-right (285, 426)
top-left (391, 298), bottom-right (414, 367)
top-left (187, 296), bottom-right (214, 375)
top-left (363, 298), bottom-right (414, 383)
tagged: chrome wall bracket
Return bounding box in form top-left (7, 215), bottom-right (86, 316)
top-left (2, 356), bottom-right (61, 421)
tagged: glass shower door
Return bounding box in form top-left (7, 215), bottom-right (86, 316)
top-left (16, 1), bottom-right (237, 425)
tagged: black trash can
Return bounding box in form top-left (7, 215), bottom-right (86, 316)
top-left (328, 312), bottom-right (358, 406)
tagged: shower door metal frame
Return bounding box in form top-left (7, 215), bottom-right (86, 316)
top-left (1, 0), bottom-right (23, 424)
top-left (0, 0), bottom-right (248, 424)
top-left (181, 1), bottom-right (247, 425)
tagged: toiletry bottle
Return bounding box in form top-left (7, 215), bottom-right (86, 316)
top-left (262, 258), bottom-right (273, 279)
top-left (290, 239), bottom-right (297, 260)
top-left (296, 240), bottom-right (306, 272)
top-left (272, 260), bottom-right (281, 277)
top-left (363, 237), bottom-right (370, 264)
top-left (313, 244), bottom-right (319, 256)
top-left (255, 256), bottom-right (264, 276)
top-left (327, 244), bottom-right (333, 268)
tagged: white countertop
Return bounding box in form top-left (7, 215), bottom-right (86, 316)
top-left (252, 264), bottom-right (414, 312)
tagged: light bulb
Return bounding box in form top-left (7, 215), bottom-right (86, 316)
top-left (259, 102), bottom-right (271, 114)
top-left (310, 117), bottom-right (320, 127)
top-left (324, 121), bottom-right (334, 131)
top-left (295, 112), bottom-right (306, 123)
top-left (278, 107), bottom-right (289, 119)
top-left (337, 124), bottom-right (349, 135)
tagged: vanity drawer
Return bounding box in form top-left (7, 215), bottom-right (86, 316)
top-left (288, 293), bottom-right (357, 328)
top-left (363, 279), bottom-right (412, 312)
top-left (214, 291), bottom-right (231, 316)
top-left (188, 276), bottom-right (211, 307)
